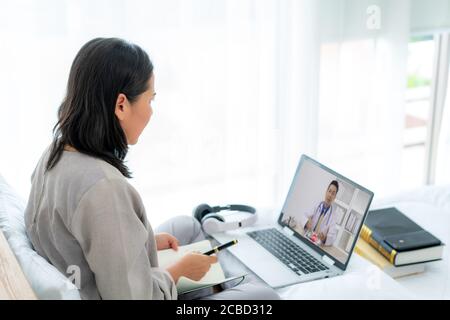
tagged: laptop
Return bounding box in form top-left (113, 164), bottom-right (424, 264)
top-left (211, 155), bottom-right (374, 288)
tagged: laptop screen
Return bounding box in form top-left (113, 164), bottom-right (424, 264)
top-left (278, 155), bottom-right (374, 269)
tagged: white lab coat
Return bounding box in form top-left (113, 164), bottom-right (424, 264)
top-left (303, 202), bottom-right (338, 246)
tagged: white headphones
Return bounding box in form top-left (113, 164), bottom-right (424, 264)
top-left (193, 204), bottom-right (258, 235)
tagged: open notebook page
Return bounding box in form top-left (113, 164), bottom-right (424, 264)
top-left (157, 240), bottom-right (226, 293)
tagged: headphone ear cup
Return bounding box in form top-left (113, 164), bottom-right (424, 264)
top-left (193, 203), bottom-right (213, 222)
top-left (201, 213), bottom-right (225, 235)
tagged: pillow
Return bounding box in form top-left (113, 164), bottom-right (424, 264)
top-left (0, 173), bottom-right (81, 300)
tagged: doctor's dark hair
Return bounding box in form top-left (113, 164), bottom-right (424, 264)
top-left (328, 180), bottom-right (339, 193)
top-left (46, 37), bottom-right (154, 178)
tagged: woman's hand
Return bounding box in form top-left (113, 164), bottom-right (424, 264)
top-left (155, 233), bottom-right (179, 251)
top-left (166, 252), bottom-right (218, 283)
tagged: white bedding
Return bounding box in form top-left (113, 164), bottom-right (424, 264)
top-left (220, 185), bottom-right (450, 299)
top-left (3, 165), bottom-right (449, 299)
top-left (371, 185), bottom-right (450, 299)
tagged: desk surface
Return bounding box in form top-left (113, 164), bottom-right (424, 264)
top-left (214, 210), bottom-right (412, 300)
top-left (0, 230), bottom-right (36, 300)
top-left (261, 194), bottom-right (450, 300)
top-left (371, 198), bottom-right (450, 299)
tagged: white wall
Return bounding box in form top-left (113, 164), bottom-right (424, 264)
top-left (411, 0), bottom-right (450, 34)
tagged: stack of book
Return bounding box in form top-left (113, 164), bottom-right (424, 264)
top-left (355, 207), bottom-right (444, 279)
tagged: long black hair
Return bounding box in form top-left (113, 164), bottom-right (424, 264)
top-left (46, 38), bottom-right (153, 178)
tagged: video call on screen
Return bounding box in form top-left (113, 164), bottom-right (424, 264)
top-left (280, 159), bottom-right (371, 264)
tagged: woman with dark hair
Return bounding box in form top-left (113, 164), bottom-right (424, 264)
top-left (24, 38), bottom-right (278, 300)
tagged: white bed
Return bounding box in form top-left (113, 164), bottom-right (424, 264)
top-left (1, 170), bottom-right (449, 299)
top-left (218, 185), bottom-right (450, 300)
top-left (370, 185), bottom-right (450, 299)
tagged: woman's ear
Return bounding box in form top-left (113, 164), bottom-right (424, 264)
top-left (115, 93), bottom-right (129, 121)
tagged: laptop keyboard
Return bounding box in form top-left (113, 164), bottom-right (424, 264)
top-left (247, 228), bottom-right (329, 275)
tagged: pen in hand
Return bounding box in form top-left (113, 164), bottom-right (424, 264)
top-left (203, 239), bottom-right (238, 256)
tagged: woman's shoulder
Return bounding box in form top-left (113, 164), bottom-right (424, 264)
top-left (63, 150), bottom-right (129, 185)
top-left (40, 146), bottom-right (133, 199)
top-left (27, 146), bottom-right (146, 229)
top-left (67, 158), bottom-right (146, 225)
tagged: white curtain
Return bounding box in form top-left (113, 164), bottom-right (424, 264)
top-left (436, 58), bottom-right (450, 185)
top-left (273, 0), bottom-right (410, 207)
top-left (0, 0), bottom-right (304, 227)
top-left (314, 0), bottom-right (410, 199)
top-left (0, 0), bottom-right (410, 226)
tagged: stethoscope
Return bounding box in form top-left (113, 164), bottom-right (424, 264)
top-left (313, 201), bottom-right (333, 232)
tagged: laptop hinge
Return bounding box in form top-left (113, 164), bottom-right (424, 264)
top-left (322, 255), bottom-right (335, 266)
top-left (282, 226), bottom-right (294, 236)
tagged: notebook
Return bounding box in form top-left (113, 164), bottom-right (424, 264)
top-left (157, 240), bottom-right (246, 295)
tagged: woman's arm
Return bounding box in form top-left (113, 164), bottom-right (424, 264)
top-left (70, 178), bottom-right (177, 300)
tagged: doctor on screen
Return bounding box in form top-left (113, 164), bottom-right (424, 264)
top-left (303, 180), bottom-right (339, 247)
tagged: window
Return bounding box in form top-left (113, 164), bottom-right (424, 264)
top-left (401, 35), bottom-right (435, 189)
